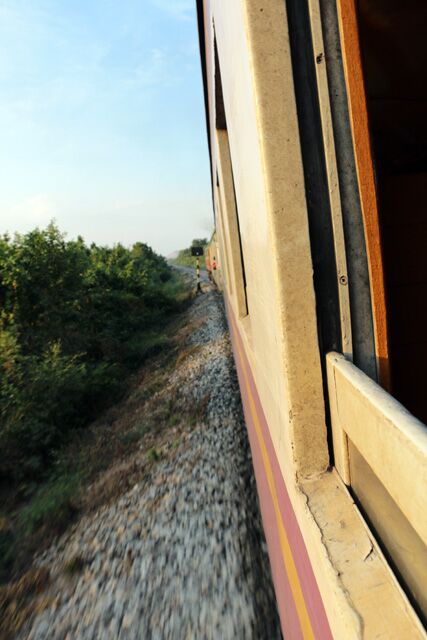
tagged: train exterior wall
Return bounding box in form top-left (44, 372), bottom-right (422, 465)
top-left (198, 1), bottom-right (425, 638)
top-left (206, 233), bottom-right (222, 290)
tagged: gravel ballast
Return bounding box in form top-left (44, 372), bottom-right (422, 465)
top-left (17, 288), bottom-right (282, 639)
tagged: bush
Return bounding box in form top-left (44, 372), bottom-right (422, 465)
top-left (0, 223), bottom-right (186, 485)
top-left (0, 338), bottom-right (88, 480)
top-left (172, 238), bottom-right (208, 269)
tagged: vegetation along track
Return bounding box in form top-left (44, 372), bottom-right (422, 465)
top-left (4, 283), bottom-right (281, 639)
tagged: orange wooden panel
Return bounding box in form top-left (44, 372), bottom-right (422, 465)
top-left (336, 0), bottom-right (390, 389)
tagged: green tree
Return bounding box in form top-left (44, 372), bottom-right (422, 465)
top-left (173, 238), bottom-right (208, 269)
top-left (0, 223), bottom-right (185, 483)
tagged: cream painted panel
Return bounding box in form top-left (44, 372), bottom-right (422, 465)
top-left (301, 471), bottom-right (426, 639)
top-left (214, 234), bottom-right (223, 290)
top-left (201, 3), bottom-right (426, 636)
top-left (201, 3), bottom-right (426, 637)
top-left (349, 443), bottom-right (427, 617)
top-left (327, 352), bottom-right (427, 545)
top-left (218, 192), bottom-right (234, 296)
top-left (214, 186), bottom-right (232, 294)
top-left (212, 0), bottom-right (295, 476)
top-left (216, 129), bottom-right (248, 319)
top-left (218, 197), bottom-right (238, 306)
top-left (209, 228), bottom-right (223, 291)
top-left (212, 0), bottom-right (329, 478)
top-left (215, 166), bottom-right (236, 301)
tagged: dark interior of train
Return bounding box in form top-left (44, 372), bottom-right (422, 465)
top-left (358, 0), bottom-right (427, 422)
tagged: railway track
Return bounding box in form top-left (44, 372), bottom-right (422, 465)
top-left (13, 286), bottom-right (281, 640)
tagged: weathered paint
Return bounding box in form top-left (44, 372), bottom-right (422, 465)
top-left (228, 298), bottom-right (426, 639)
top-left (197, 1), bottom-right (425, 637)
top-left (227, 299), bottom-right (333, 640)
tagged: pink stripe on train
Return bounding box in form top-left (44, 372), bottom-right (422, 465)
top-left (226, 300), bottom-right (333, 639)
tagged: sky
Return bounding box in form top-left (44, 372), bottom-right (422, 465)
top-left (0, 0), bottom-right (213, 256)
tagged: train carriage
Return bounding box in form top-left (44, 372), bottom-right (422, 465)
top-left (205, 231), bottom-right (222, 287)
top-left (197, 1), bottom-right (427, 638)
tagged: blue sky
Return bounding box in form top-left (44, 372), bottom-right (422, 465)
top-left (0, 0), bottom-right (213, 255)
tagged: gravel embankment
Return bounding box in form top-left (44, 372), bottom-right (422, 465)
top-left (17, 288), bottom-right (281, 640)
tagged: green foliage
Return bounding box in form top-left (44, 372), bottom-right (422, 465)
top-left (146, 447), bottom-right (162, 462)
top-left (18, 472), bottom-right (82, 535)
top-left (0, 223), bottom-right (186, 485)
top-left (172, 238), bottom-right (208, 269)
top-left (0, 337), bottom-right (89, 479)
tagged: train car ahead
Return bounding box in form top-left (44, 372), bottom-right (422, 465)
top-left (197, 0), bottom-right (427, 638)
